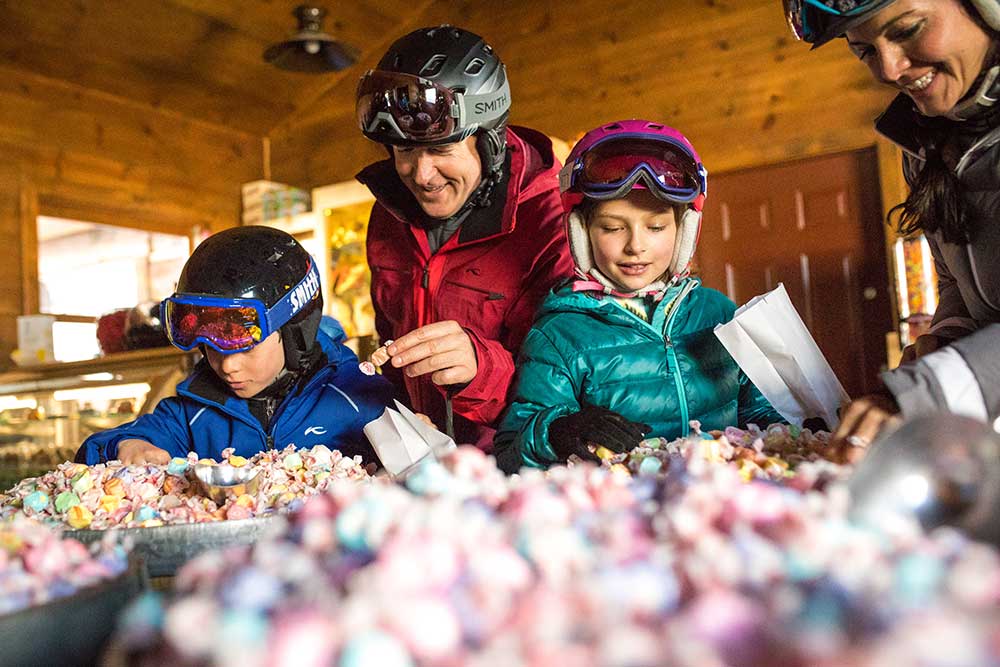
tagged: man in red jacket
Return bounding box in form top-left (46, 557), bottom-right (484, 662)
top-left (355, 25), bottom-right (573, 451)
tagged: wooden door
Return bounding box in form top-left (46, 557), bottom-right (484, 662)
top-left (694, 149), bottom-right (893, 399)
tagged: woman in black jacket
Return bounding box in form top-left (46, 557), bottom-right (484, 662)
top-left (784, 0), bottom-right (1000, 456)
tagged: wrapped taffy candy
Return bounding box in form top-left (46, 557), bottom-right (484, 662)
top-left (118, 446), bottom-right (1000, 667)
top-left (0, 515), bottom-right (129, 615)
top-left (587, 421), bottom-right (844, 487)
top-left (0, 445), bottom-right (371, 530)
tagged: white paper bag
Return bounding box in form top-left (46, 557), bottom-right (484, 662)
top-left (714, 284), bottom-right (850, 429)
top-left (363, 400), bottom-right (457, 479)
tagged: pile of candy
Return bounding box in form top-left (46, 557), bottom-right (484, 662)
top-left (0, 516), bottom-right (129, 615)
top-left (596, 422), bottom-right (844, 484)
top-left (0, 445), bottom-right (371, 530)
top-left (118, 446), bottom-right (1000, 667)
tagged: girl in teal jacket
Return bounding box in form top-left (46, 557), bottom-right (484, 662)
top-left (493, 120), bottom-right (783, 472)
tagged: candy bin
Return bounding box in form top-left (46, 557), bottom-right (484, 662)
top-left (114, 441), bottom-right (1000, 667)
top-left (0, 516), bottom-right (143, 667)
top-left (1, 444), bottom-right (374, 577)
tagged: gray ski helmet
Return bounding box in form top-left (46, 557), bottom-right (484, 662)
top-left (356, 25), bottom-right (510, 179)
top-left (786, 0), bottom-right (1000, 48)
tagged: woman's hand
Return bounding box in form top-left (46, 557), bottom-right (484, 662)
top-left (900, 334), bottom-right (943, 364)
top-left (828, 392), bottom-right (902, 464)
top-left (117, 439), bottom-right (171, 465)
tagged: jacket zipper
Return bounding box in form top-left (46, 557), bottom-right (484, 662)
top-left (662, 281), bottom-right (697, 435)
top-left (442, 278), bottom-right (506, 301)
top-left (177, 355), bottom-right (335, 451)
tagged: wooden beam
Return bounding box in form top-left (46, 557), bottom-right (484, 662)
top-left (18, 176), bottom-right (39, 315)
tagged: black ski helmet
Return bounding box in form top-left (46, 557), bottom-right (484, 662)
top-left (357, 25), bottom-right (510, 184)
top-left (175, 226), bottom-right (323, 371)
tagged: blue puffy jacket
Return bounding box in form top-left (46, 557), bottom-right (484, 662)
top-left (78, 329), bottom-right (393, 464)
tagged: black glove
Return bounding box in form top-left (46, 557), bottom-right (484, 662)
top-left (548, 405), bottom-right (651, 462)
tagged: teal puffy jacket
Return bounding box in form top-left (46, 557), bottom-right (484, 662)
top-left (494, 278), bottom-right (784, 469)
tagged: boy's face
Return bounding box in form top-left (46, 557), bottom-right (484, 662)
top-left (204, 331), bottom-right (285, 398)
top-left (587, 189), bottom-right (678, 292)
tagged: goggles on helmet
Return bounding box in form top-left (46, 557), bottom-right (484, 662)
top-left (783, 0), bottom-right (878, 42)
top-left (356, 69), bottom-right (510, 144)
top-left (161, 260), bottom-right (321, 355)
top-left (559, 134), bottom-right (707, 208)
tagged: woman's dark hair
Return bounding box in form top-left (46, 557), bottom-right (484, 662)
top-left (888, 0), bottom-right (1000, 245)
top-left (888, 133), bottom-right (971, 244)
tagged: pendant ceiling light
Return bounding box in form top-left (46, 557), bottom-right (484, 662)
top-left (263, 5), bottom-right (358, 73)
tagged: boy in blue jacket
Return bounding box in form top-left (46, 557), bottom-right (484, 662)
top-left (493, 120), bottom-right (784, 473)
top-left (77, 226), bottom-right (393, 465)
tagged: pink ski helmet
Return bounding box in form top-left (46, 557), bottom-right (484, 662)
top-left (559, 120), bottom-right (707, 293)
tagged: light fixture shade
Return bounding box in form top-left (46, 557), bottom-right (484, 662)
top-left (263, 5), bottom-right (358, 73)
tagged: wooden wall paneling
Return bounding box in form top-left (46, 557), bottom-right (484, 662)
top-left (268, 0), bottom-right (443, 187)
top-left (0, 61), bottom-right (261, 369)
top-left (269, 0), bottom-right (896, 188)
top-left (18, 178), bottom-right (39, 315)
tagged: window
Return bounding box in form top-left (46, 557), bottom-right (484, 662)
top-left (36, 216), bottom-right (192, 360)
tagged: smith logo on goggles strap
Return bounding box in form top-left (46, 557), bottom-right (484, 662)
top-left (161, 260), bottom-right (321, 354)
top-left (560, 134), bottom-right (707, 208)
top-left (356, 69), bottom-right (511, 143)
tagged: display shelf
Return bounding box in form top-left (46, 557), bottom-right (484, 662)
top-left (0, 347), bottom-right (190, 395)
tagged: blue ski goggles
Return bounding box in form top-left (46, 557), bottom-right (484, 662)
top-left (784, 0), bottom-right (892, 43)
top-left (161, 260), bottom-right (320, 354)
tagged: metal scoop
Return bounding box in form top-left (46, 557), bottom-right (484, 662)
top-left (847, 414), bottom-right (1000, 546)
top-left (193, 461), bottom-right (261, 503)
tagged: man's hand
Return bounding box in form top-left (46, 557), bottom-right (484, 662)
top-left (828, 393), bottom-right (902, 464)
top-left (900, 333), bottom-right (943, 365)
top-left (387, 321), bottom-right (478, 386)
top-left (118, 439), bottom-right (171, 465)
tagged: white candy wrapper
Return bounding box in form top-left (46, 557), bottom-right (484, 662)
top-left (363, 400), bottom-right (457, 479)
top-left (714, 283), bottom-right (850, 429)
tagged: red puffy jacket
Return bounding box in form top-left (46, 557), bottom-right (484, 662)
top-left (357, 126), bottom-right (574, 451)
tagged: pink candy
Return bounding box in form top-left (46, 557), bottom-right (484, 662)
top-left (1, 444), bottom-right (372, 529)
top-left (119, 437), bottom-right (1000, 667)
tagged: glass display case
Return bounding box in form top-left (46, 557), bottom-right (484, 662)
top-left (0, 348), bottom-right (192, 489)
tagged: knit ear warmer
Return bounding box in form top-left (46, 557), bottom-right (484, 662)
top-left (669, 206), bottom-right (702, 279)
top-left (566, 209), bottom-right (593, 277)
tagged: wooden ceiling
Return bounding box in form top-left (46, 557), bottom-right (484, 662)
top-left (0, 0), bottom-right (894, 187)
top-left (0, 0), bottom-right (429, 137)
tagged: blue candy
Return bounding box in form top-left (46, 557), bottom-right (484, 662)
top-left (638, 456), bottom-right (663, 476)
top-left (23, 491), bottom-right (49, 512)
top-left (134, 506), bottom-right (159, 522)
top-left (166, 457), bottom-right (189, 476)
top-left (340, 631), bottom-right (413, 667)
